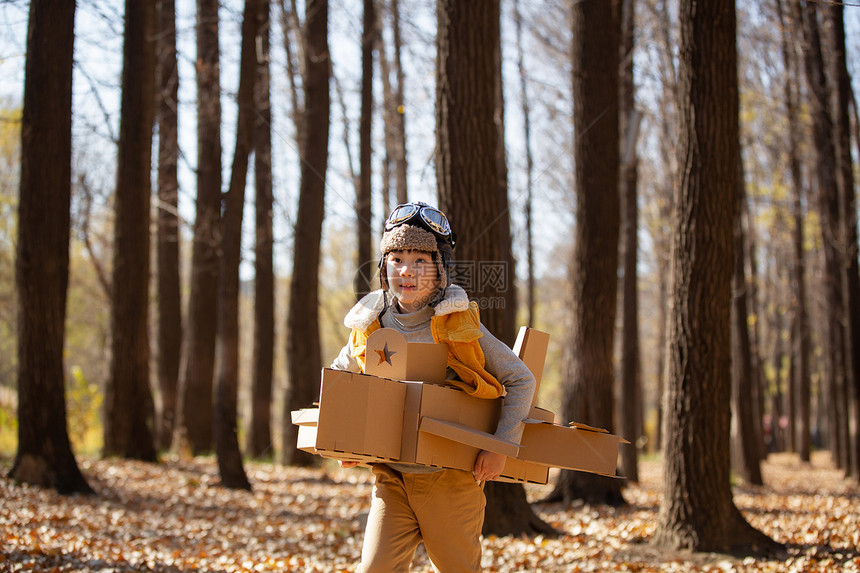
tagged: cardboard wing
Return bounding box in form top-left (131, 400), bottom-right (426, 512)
top-left (517, 419), bottom-right (625, 477)
top-left (402, 380), bottom-right (516, 470)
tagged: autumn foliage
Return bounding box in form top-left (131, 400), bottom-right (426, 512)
top-left (2, 453), bottom-right (858, 572)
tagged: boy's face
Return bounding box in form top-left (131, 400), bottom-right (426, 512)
top-left (386, 249), bottom-right (440, 312)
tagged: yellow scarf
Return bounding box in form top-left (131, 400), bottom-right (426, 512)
top-left (350, 301), bottom-right (504, 399)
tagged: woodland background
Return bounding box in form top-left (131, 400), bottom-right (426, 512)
top-left (1, 0), bottom-right (860, 570)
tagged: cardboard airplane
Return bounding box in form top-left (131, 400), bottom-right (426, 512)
top-left (292, 327), bottom-right (627, 484)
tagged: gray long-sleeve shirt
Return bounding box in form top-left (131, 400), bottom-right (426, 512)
top-left (331, 290), bottom-right (536, 473)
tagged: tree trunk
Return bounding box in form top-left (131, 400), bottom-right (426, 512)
top-left (651, 0), bottom-right (778, 553)
top-left (618, 0), bottom-right (640, 484)
top-left (155, 0), bottom-right (182, 452)
top-left (103, 0), bottom-right (158, 462)
top-left (771, 311), bottom-right (787, 453)
top-left (826, 2), bottom-right (860, 482)
top-left (213, 0), bottom-right (263, 491)
top-left (799, 1), bottom-right (848, 470)
top-left (279, 0), bottom-right (304, 142)
top-left (741, 186), bottom-right (766, 462)
top-left (732, 157), bottom-right (763, 486)
top-left (545, 0), bottom-right (624, 507)
top-left (391, 0), bottom-right (408, 205)
top-left (373, 0), bottom-right (408, 215)
top-left (436, 0), bottom-right (554, 537)
top-left (482, 481), bottom-right (558, 537)
top-left (376, 7), bottom-right (394, 220)
top-left (177, 0), bottom-right (222, 455)
top-left (513, 0), bottom-right (535, 328)
top-left (648, 0), bottom-right (678, 455)
top-left (775, 0), bottom-right (811, 463)
top-left (10, 0), bottom-right (92, 495)
top-left (354, 0), bottom-right (375, 301)
top-left (493, 6), bottom-right (516, 350)
top-left (283, 0), bottom-right (329, 467)
top-left (248, 2), bottom-right (275, 461)
top-left (436, 0), bottom-right (506, 337)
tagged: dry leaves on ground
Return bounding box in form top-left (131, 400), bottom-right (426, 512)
top-left (1, 452), bottom-right (858, 572)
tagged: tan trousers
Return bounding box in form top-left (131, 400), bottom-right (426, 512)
top-left (359, 464), bottom-right (486, 573)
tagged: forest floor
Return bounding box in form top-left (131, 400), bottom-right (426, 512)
top-left (1, 451), bottom-right (858, 572)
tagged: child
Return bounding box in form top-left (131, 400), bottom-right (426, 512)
top-left (331, 202), bottom-right (536, 572)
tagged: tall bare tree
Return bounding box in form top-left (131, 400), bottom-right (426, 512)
top-left (279, 0), bottom-right (304, 143)
top-left (798, 1), bottom-right (848, 470)
top-left (155, 0), bottom-right (182, 451)
top-left (390, 0), bottom-right (408, 205)
top-left (826, 0), bottom-right (860, 481)
top-left (775, 0), bottom-right (811, 463)
top-left (248, 2), bottom-right (275, 461)
top-left (436, 0), bottom-right (555, 538)
top-left (282, 0), bottom-right (330, 466)
top-left (177, 0), bottom-right (222, 455)
top-left (376, 13), bottom-right (395, 219)
top-left (546, 0), bottom-right (624, 506)
top-left (741, 183), bottom-right (766, 462)
top-left (9, 0), bottom-right (92, 494)
top-left (732, 157), bottom-right (763, 486)
top-left (376, 0), bottom-right (410, 215)
top-left (354, 0), bottom-right (376, 301)
top-left (436, 0), bottom-right (507, 338)
top-left (493, 5), bottom-right (516, 349)
top-left (513, 0), bottom-right (535, 328)
top-left (618, 0), bottom-right (641, 484)
top-left (103, 0), bottom-right (158, 462)
top-left (642, 0), bottom-right (679, 454)
top-left (651, 0), bottom-right (778, 552)
top-left (213, 0), bottom-right (264, 490)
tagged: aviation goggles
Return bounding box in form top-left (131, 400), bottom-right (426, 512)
top-left (384, 202), bottom-right (456, 247)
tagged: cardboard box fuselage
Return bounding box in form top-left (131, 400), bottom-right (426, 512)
top-left (293, 328), bottom-right (625, 484)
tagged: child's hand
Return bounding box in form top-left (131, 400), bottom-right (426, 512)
top-left (472, 450), bottom-right (506, 482)
top-left (339, 460), bottom-right (360, 468)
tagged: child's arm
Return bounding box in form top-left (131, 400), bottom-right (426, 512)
top-left (473, 325), bottom-right (537, 480)
top-left (478, 324), bottom-right (537, 445)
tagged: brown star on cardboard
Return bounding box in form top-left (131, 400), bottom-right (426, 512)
top-left (375, 342), bottom-right (397, 366)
